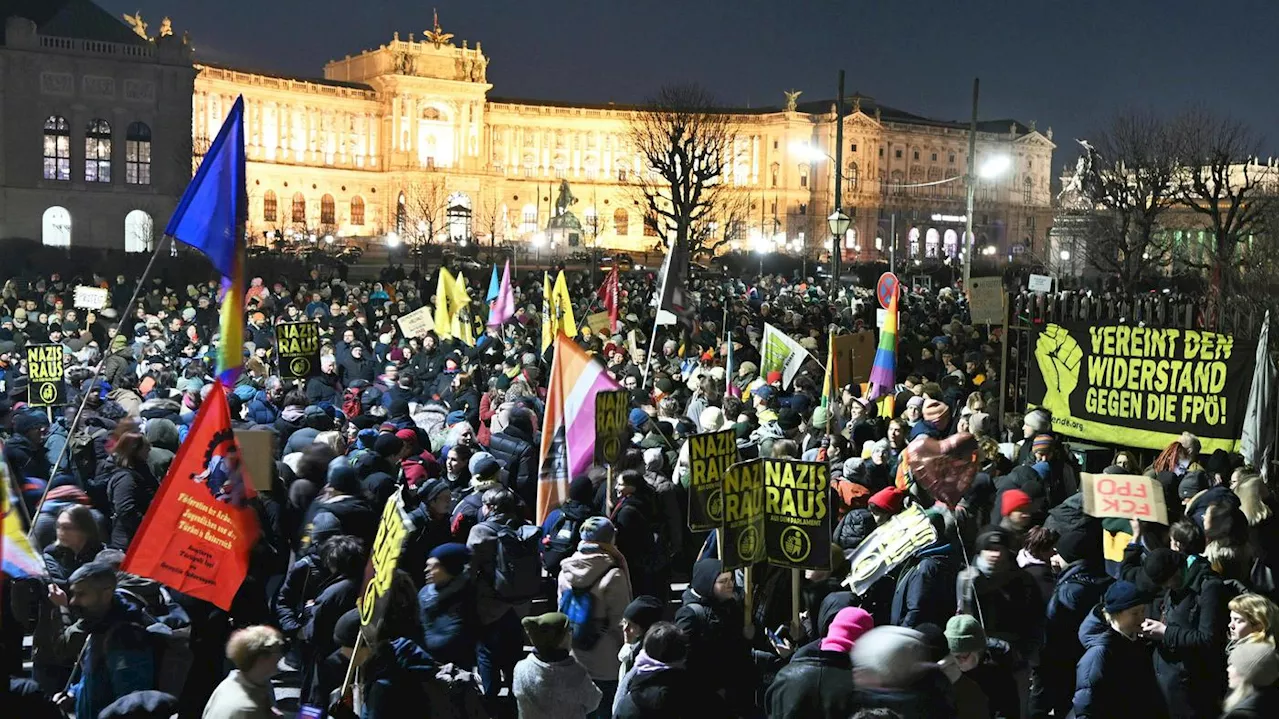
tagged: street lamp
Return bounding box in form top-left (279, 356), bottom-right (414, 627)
top-left (386, 231), bottom-right (400, 248)
top-left (1059, 250), bottom-right (1071, 261)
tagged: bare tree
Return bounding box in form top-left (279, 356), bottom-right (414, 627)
top-left (1173, 109), bottom-right (1278, 299)
top-left (402, 177), bottom-right (449, 247)
top-left (689, 190), bottom-right (753, 260)
top-left (1074, 111), bottom-right (1182, 291)
top-left (472, 190), bottom-right (504, 249)
top-left (627, 84), bottom-right (740, 254)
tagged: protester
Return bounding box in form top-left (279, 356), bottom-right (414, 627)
top-left (202, 626), bottom-right (285, 719)
top-left (512, 612), bottom-right (602, 719)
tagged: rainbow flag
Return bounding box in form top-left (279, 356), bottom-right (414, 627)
top-left (867, 286), bottom-right (898, 401)
top-left (2, 455), bottom-right (43, 578)
top-left (536, 333), bottom-right (621, 523)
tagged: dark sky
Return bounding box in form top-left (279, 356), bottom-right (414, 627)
top-left (104, 0), bottom-right (1278, 176)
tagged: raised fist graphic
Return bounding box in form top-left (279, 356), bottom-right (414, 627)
top-left (1035, 324), bottom-right (1082, 419)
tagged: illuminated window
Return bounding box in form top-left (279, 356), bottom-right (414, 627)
top-left (350, 196), bottom-right (365, 225)
top-left (1023, 176), bottom-right (1033, 204)
top-left (43, 116), bottom-right (71, 180)
top-left (85, 119), bottom-right (112, 183)
top-left (263, 191), bottom-right (278, 222)
top-left (613, 208), bottom-right (629, 236)
top-left (42, 206), bottom-right (71, 247)
top-left (292, 192), bottom-right (306, 224)
top-left (320, 194), bottom-right (336, 224)
top-left (124, 210), bottom-right (152, 253)
top-left (521, 204), bottom-right (538, 235)
top-left (125, 122), bottom-right (151, 185)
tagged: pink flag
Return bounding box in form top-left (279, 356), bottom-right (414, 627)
top-left (487, 260), bottom-right (515, 327)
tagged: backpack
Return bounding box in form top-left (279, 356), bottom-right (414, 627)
top-left (485, 520), bottom-right (543, 603)
top-left (558, 586), bottom-right (603, 650)
top-left (541, 511), bottom-right (585, 575)
top-left (104, 587), bottom-right (194, 699)
top-left (342, 387), bottom-right (362, 418)
top-left (68, 426), bottom-right (109, 484)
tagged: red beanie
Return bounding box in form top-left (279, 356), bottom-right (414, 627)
top-left (1001, 489), bottom-right (1032, 517)
top-left (868, 487), bottom-right (906, 515)
top-left (766, 370), bottom-right (783, 384)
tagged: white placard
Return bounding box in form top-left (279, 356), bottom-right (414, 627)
top-left (1028, 274), bottom-right (1053, 293)
top-left (73, 286), bottom-right (109, 310)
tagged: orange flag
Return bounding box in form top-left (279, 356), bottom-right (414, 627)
top-left (123, 384), bottom-right (260, 610)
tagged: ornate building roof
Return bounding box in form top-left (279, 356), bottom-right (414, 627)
top-left (0, 0), bottom-right (147, 46)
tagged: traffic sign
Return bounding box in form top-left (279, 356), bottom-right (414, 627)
top-left (876, 272), bottom-right (899, 309)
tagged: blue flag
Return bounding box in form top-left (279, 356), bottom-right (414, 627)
top-left (486, 264), bottom-right (500, 303)
top-left (165, 95), bottom-right (246, 279)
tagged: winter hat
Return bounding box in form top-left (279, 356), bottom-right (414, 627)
top-left (810, 406), bottom-right (829, 430)
top-left (579, 516), bottom-right (616, 545)
top-left (654, 378), bottom-right (675, 395)
top-left (1103, 580), bottom-right (1148, 614)
top-left (820, 607), bottom-right (875, 653)
top-left (13, 412), bottom-right (49, 435)
top-left (1031, 434), bottom-right (1055, 454)
top-left (699, 406), bottom-right (726, 432)
top-left (968, 411), bottom-right (991, 436)
top-left (326, 462), bottom-right (362, 495)
top-left (1229, 642), bottom-right (1279, 687)
top-left (753, 385), bottom-right (775, 400)
top-left (334, 608), bottom-right (362, 647)
top-left (738, 361), bottom-right (758, 376)
top-left (629, 408), bottom-right (650, 429)
top-left (922, 399), bottom-right (951, 426)
top-left (906, 395), bottom-right (925, 410)
top-left (945, 614), bottom-right (987, 655)
top-left (766, 370), bottom-right (783, 384)
top-left (1024, 409), bottom-right (1052, 433)
top-left (1178, 470), bottom-right (1209, 499)
top-left (428, 543), bottom-right (471, 577)
top-left (868, 487), bottom-right (906, 515)
top-left (777, 408), bottom-right (802, 431)
top-left (420, 479), bottom-right (450, 505)
top-left (1055, 525), bottom-right (1102, 565)
top-left (569, 475), bottom-right (595, 504)
top-left (468, 452), bottom-right (501, 481)
top-left (1000, 489), bottom-right (1032, 517)
top-left (521, 612), bottom-right (570, 654)
top-left (623, 596), bottom-right (665, 632)
top-left (690, 558), bottom-right (725, 600)
top-left (851, 626), bottom-right (930, 688)
top-left (373, 433), bottom-right (404, 457)
top-left (1142, 548), bottom-right (1183, 586)
top-left (97, 690), bottom-right (179, 719)
top-left (975, 528), bottom-right (1013, 553)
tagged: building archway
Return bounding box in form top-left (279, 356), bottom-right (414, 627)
top-left (42, 206), bottom-right (71, 247)
top-left (124, 210), bottom-right (153, 253)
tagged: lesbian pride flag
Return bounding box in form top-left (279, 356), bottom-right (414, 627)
top-left (537, 332), bottom-right (620, 523)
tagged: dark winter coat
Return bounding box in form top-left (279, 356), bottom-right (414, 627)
top-left (42, 541), bottom-right (103, 588)
top-left (5, 434), bottom-right (50, 480)
top-left (610, 494), bottom-right (657, 594)
top-left (833, 508), bottom-right (878, 551)
top-left (1073, 607), bottom-right (1168, 719)
top-left (956, 561), bottom-right (1045, 661)
top-left (1152, 555), bottom-right (1231, 719)
top-left (106, 464), bottom-right (159, 550)
top-left (487, 424), bottom-right (538, 507)
top-left (1223, 685), bottom-right (1280, 719)
top-left (614, 665), bottom-right (730, 719)
top-left (673, 586), bottom-right (753, 706)
top-left (890, 543), bottom-right (957, 629)
top-left (301, 494), bottom-right (377, 551)
top-left (338, 352), bottom-right (377, 386)
top-left (273, 553), bottom-right (329, 638)
top-left (417, 574), bottom-right (479, 669)
top-left (304, 374), bottom-right (343, 406)
top-left (302, 576), bottom-right (361, 704)
top-left (850, 672), bottom-right (957, 719)
top-left (1036, 560), bottom-right (1113, 713)
top-left (245, 391), bottom-right (279, 425)
top-left (765, 643), bottom-right (856, 719)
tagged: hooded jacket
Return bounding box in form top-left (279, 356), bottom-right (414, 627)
top-left (417, 574), bottom-right (479, 669)
top-left (557, 548), bottom-right (632, 680)
top-left (1073, 607), bottom-right (1168, 719)
top-left (487, 421), bottom-right (538, 507)
top-left (891, 541), bottom-right (957, 629)
top-left (614, 653), bottom-right (730, 719)
top-left (673, 560), bottom-right (753, 700)
top-left (1151, 555), bottom-right (1230, 719)
top-left (765, 640), bottom-right (857, 719)
top-left (143, 418), bottom-right (179, 481)
top-left (106, 463), bottom-right (160, 550)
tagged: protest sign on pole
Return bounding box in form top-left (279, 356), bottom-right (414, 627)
top-left (686, 429), bottom-right (737, 531)
top-left (967, 276), bottom-right (1005, 325)
top-left (842, 505), bottom-right (937, 596)
top-left (396, 305), bottom-right (435, 338)
top-left (73, 285), bottom-right (109, 310)
top-left (593, 390), bottom-right (629, 467)
top-left (720, 459), bottom-right (763, 570)
top-left (762, 458), bottom-right (831, 570)
top-left (25, 344), bottom-right (65, 407)
top-left (275, 321), bottom-right (321, 379)
top-left (761, 323), bottom-right (811, 389)
top-left (585, 311), bottom-right (613, 335)
top-left (1081, 472), bottom-right (1168, 525)
top-left (359, 492), bottom-right (411, 643)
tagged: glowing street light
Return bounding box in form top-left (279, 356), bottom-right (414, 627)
top-left (386, 231), bottom-right (401, 248)
top-left (324, 234), bottom-right (335, 244)
top-left (978, 155), bottom-right (1012, 179)
top-left (1060, 250), bottom-right (1071, 261)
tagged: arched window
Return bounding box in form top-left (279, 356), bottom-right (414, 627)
top-left (320, 194), bottom-right (336, 224)
top-left (613, 208), bottom-right (629, 236)
top-left (85, 119), bottom-right (112, 183)
top-left (291, 193), bottom-right (306, 224)
top-left (843, 227), bottom-right (859, 250)
top-left (520, 203), bottom-right (538, 235)
top-left (124, 210), bottom-right (153, 253)
top-left (42, 206), bottom-right (71, 247)
top-left (396, 191), bottom-right (406, 232)
top-left (943, 229), bottom-right (959, 257)
top-left (350, 196), bottom-right (365, 226)
top-left (925, 228), bottom-right (940, 258)
top-left (846, 161), bottom-right (859, 190)
top-left (908, 227), bottom-right (920, 257)
top-left (43, 116), bottom-right (71, 181)
top-left (1023, 176), bottom-right (1033, 204)
top-left (447, 192), bottom-right (472, 242)
top-left (125, 122), bottom-right (151, 185)
top-left (263, 190), bottom-right (278, 222)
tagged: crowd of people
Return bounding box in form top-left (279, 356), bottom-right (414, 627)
top-left (1, 258), bottom-right (1277, 719)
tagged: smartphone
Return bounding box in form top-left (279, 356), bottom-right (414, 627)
top-left (299, 705), bottom-right (325, 719)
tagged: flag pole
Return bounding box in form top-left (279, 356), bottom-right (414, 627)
top-left (28, 234), bottom-right (174, 535)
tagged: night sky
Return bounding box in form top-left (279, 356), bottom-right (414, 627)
top-left (103, 0), bottom-right (1278, 177)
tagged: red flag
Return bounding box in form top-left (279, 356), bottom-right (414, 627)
top-left (598, 265), bottom-right (620, 333)
top-left (123, 384), bottom-right (260, 610)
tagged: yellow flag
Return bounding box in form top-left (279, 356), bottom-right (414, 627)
top-left (433, 268), bottom-right (475, 345)
top-left (541, 272), bottom-right (554, 352)
top-left (552, 271), bottom-right (577, 337)
top-left (433, 269), bottom-right (455, 340)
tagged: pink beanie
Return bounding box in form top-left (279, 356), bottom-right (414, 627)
top-left (820, 607), bottom-right (875, 653)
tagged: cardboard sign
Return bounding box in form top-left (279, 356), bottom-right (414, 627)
top-left (360, 493), bottom-right (411, 644)
top-left (233, 430), bottom-right (276, 492)
top-left (73, 285), bottom-right (109, 310)
top-left (843, 505), bottom-right (937, 595)
top-left (593, 390), bottom-right (629, 466)
top-left (585, 311), bottom-right (613, 335)
top-left (721, 459), bottom-right (764, 570)
top-left (967, 276), bottom-right (1006, 325)
top-left (1081, 472), bottom-right (1168, 525)
top-left (686, 429), bottom-right (737, 531)
top-left (397, 305), bottom-right (435, 339)
top-left (762, 458), bottom-right (831, 570)
top-left (26, 344), bottom-right (65, 407)
top-left (275, 321), bottom-right (321, 379)
top-left (1028, 273), bottom-right (1053, 293)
